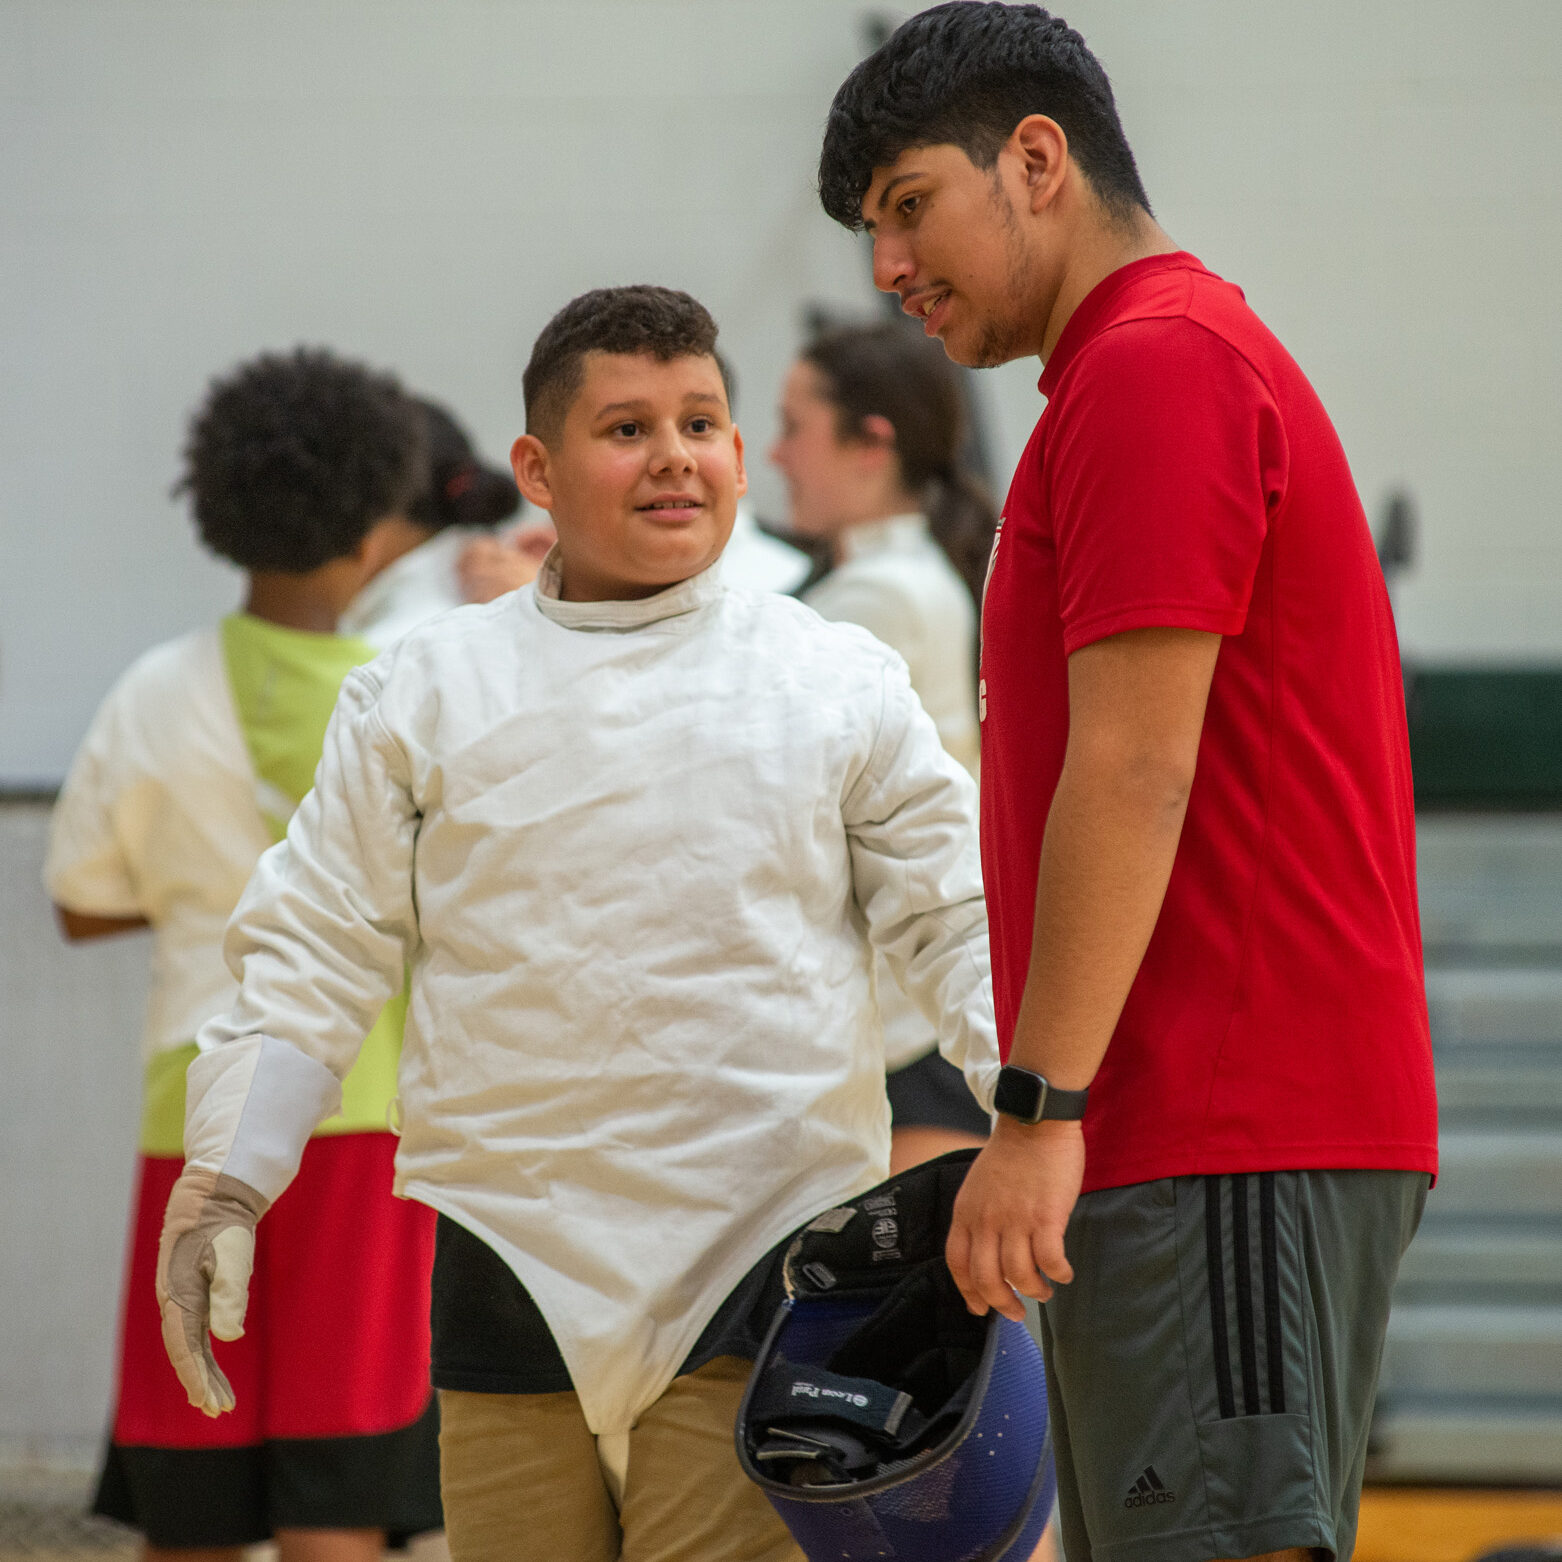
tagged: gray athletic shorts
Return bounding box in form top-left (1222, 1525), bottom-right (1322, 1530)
top-left (1040, 1168), bottom-right (1428, 1562)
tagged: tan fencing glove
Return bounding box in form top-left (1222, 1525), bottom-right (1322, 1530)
top-left (155, 1166), bottom-right (270, 1416)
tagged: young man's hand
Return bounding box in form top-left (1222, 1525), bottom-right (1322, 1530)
top-left (946, 1117), bottom-right (1084, 1319)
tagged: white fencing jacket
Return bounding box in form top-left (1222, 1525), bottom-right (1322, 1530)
top-left (187, 555), bottom-right (999, 1435)
top-left (804, 514), bottom-right (982, 1070)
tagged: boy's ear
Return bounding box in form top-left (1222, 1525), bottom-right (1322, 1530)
top-left (733, 425), bottom-right (748, 499)
top-left (511, 435), bottom-right (555, 512)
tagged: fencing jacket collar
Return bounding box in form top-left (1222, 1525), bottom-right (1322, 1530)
top-left (534, 546), bottom-right (724, 632)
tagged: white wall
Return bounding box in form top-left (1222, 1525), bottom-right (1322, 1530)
top-left (0, 0), bottom-right (878, 784)
top-left (2, 0), bottom-right (1559, 786)
top-left (0, 805), bottom-right (144, 1462)
top-left (981, 0), bottom-right (1562, 665)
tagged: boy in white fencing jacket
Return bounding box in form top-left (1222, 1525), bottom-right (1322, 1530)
top-left (157, 286), bottom-right (998, 1562)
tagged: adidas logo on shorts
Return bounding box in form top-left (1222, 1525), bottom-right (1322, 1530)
top-left (1124, 1466), bottom-right (1176, 1508)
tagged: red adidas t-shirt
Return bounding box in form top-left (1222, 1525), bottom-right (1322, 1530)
top-left (980, 252), bottom-right (1438, 1193)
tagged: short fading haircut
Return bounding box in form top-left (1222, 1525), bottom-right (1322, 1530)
top-left (523, 285), bottom-right (729, 445)
top-left (818, 2), bottom-right (1151, 230)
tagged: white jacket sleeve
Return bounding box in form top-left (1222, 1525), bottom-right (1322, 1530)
top-left (843, 656), bottom-right (999, 1112)
top-left (184, 667), bottom-right (420, 1200)
top-left (44, 674), bottom-right (146, 917)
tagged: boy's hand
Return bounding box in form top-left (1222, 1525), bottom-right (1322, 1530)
top-left (946, 1118), bottom-right (1084, 1320)
top-left (155, 1167), bottom-right (269, 1415)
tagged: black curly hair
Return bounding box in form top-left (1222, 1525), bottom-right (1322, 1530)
top-left (409, 398), bottom-right (521, 533)
top-left (819, 2), bottom-right (1150, 230)
top-left (523, 285), bottom-right (731, 446)
top-left (179, 347), bottom-right (428, 572)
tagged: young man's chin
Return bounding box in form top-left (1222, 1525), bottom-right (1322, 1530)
top-left (937, 329), bottom-right (1003, 371)
top-left (933, 308), bottom-right (1024, 371)
top-left (925, 315), bottom-right (977, 367)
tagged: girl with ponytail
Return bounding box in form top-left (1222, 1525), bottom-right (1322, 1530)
top-left (770, 320), bottom-right (999, 1170)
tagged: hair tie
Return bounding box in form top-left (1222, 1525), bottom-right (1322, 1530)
top-left (443, 465), bottom-right (477, 501)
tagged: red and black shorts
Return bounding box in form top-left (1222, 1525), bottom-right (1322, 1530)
top-left (94, 1133), bottom-right (442, 1548)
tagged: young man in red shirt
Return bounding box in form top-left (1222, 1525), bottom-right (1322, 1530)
top-left (819, 7), bottom-right (1437, 1562)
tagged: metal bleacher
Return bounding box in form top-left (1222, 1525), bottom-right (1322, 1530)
top-left (1370, 812), bottom-right (1562, 1483)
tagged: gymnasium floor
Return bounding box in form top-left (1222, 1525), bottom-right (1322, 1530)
top-left (1355, 1489), bottom-right (1562, 1562)
top-left (3, 1482), bottom-right (1560, 1562)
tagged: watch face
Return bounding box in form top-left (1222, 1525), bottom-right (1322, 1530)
top-left (995, 1067), bottom-right (1044, 1122)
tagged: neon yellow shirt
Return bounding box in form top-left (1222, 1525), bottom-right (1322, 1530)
top-left (137, 614), bottom-right (406, 1155)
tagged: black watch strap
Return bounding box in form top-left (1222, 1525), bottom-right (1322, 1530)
top-left (992, 1064), bottom-right (1089, 1124)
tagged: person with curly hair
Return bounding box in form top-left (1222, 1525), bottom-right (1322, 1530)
top-left (819, 8), bottom-right (1436, 1562)
top-left (46, 347), bottom-right (444, 1562)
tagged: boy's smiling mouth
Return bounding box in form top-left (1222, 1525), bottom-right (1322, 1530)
top-left (636, 493), bottom-right (704, 521)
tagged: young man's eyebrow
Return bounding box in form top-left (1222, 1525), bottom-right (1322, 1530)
top-left (862, 169), bottom-right (926, 231)
top-left (874, 170), bottom-right (926, 212)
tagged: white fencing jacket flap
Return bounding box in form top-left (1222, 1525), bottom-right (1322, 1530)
top-left (188, 556), bottom-right (999, 1434)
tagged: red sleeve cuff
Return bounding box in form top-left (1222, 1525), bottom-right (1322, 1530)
top-left (1061, 601), bottom-right (1248, 656)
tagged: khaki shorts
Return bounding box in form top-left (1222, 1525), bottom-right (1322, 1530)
top-left (438, 1356), bottom-right (804, 1562)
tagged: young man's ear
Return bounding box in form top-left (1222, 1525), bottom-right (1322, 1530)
top-left (732, 426), bottom-right (748, 499)
top-left (511, 435), bottom-right (555, 512)
top-left (1010, 114), bottom-right (1069, 216)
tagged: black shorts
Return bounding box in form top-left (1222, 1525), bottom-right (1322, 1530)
top-left (1040, 1168), bottom-right (1428, 1562)
top-left (885, 1049), bottom-right (992, 1137)
top-left (92, 1404), bottom-right (443, 1549)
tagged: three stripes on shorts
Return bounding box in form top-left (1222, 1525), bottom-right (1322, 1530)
top-left (1204, 1172), bottom-right (1286, 1419)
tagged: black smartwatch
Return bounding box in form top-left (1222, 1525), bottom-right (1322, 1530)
top-left (992, 1064), bottom-right (1089, 1124)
